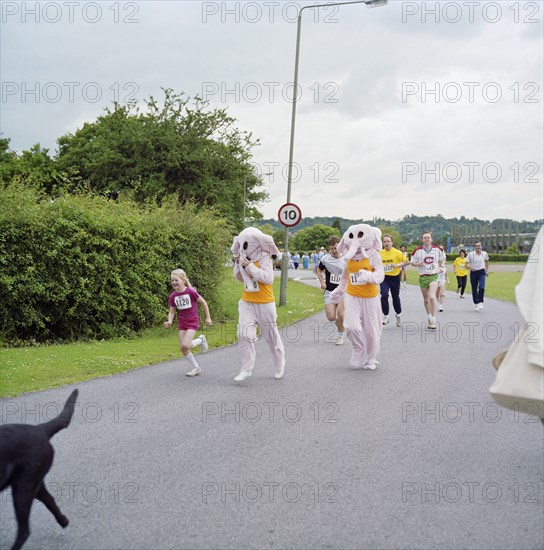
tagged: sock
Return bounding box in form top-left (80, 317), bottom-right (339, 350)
top-left (191, 335), bottom-right (203, 348)
top-left (185, 352), bottom-right (200, 370)
top-left (337, 332), bottom-right (344, 337)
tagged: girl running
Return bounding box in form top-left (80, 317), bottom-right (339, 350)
top-left (164, 269), bottom-right (212, 377)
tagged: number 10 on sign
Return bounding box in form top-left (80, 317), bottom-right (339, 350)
top-left (278, 203), bottom-right (302, 227)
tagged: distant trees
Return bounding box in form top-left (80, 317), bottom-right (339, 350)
top-left (290, 224), bottom-right (341, 252)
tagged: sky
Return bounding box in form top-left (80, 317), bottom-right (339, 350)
top-left (1, 0), bottom-right (543, 223)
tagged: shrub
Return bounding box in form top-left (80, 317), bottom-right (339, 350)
top-left (0, 182), bottom-right (231, 344)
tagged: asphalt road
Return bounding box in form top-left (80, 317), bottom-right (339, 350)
top-left (1, 270), bottom-right (542, 550)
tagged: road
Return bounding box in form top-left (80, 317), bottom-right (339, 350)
top-left (1, 267), bottom-right (542, 550)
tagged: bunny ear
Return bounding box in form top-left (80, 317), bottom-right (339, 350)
top-left (373, 227), bottom-right (383, 251)
top-left (260, 233), bottom-right (279, 256)
top-left (337, 234), bottom-right (349, 255)
top-left (231, 236), bottom-right (240, 255)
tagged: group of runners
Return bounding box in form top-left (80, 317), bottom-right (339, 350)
top-left (317, 231), bottom-right (490, 337)
top-left (163, 230), bottom-right (490, 378)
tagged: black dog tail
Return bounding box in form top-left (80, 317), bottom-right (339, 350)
top-left (42, 389), bottom-right (79, 439)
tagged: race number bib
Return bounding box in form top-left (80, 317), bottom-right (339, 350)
top-left (330, 273), bottom-right (341, 284)
top-left (426, 263), bottom-right (436, 271)
top-left (349, 271), bottom-right (364, 285)
top-left (459, 262), bottom-right (465, 270)
top-left (174, 294), bottom-right (192, 310)
top-left (244, 279), bottom-right (260, 292)
top-left (383, 263), bottom-right (394, 272)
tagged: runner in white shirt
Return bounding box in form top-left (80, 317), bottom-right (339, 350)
top-left (465, 242), bottom-right (490, 310)
top-left (317, 236), bottom-right (346, 345)
top-left (410, 232), bottom-right (445, 329)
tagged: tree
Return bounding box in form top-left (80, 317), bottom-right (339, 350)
top-left (505, 243), bottom-right (519, 254)
top-left (55, 89), bottom-right (268, 230)
top-left (0, 139), bottom-right (68, 194)
top-left (332, 217), bottom-right (342, 233)
top-left (290, 224), bottom-right (341, 252)
top-left (273, 229), bottom-right (286, 249)
top-left (378, 226), bottom-right (403, 248)
top-left (258, 223), bottom-right (276, 236)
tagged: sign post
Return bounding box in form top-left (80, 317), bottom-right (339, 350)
top-left (278, 202), bottom-right (302, 306)
top-left (278, 203), bottom-right (302, 228)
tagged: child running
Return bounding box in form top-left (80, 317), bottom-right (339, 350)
top-left (164, 269), bottom-right (212, 377)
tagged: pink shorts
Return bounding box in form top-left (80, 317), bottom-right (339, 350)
top-left (178, 320), bottom-right (199, 331)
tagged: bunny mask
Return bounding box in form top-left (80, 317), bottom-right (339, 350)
top-left (338, 224), bottom-right (382, 261)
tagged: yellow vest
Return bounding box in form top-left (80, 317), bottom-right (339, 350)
top-left (379, 247), bottom-right (405, 277)
top-left (241, 261), bottom-right (275, 304)
top-left (346, 259), bottom-right (379, 298)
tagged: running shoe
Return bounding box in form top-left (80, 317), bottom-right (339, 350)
top-left (234, 371), bottom-right (252, 382)
top-left (335, 336), bottom-right (344, 346)
top-left (200, 334), bottom-right (208, 353)
top-left (186, 368), bottom-right (201, 377)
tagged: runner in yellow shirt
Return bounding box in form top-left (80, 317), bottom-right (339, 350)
top-left (453, 249), bottom-right (468, 298)
top-left (379, 235), bottom-right (409, 327)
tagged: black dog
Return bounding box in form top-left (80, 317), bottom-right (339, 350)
top-left (0, 389), bottom-right (79, 550)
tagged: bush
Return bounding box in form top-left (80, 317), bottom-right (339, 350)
top-left (0, 182), bottom-right (232, 344)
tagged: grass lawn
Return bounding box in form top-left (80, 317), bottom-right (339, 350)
top-left (403, 267), bottom-right (523, 303)
top-left (0, 272), bottom-right (323, 397)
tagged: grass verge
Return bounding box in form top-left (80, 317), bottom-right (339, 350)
top-left (0, 273), bottom-right (322, 397)
top-left (403, 268), bottom-right (522, 303)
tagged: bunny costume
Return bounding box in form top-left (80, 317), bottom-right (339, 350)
top-left (231, 227), bottom-right (285, 381)
top-left (330, 224), bottom-right (385, 369)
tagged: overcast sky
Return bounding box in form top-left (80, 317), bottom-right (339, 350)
top-left (1, 0), bottom-right (543, 222)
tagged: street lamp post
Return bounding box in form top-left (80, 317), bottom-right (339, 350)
top-left (279, 0), bottom-right (388, 307)
top-left (243, 176), bottom-right (246, 227)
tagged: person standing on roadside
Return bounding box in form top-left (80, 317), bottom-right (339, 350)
top-left (466, 242), bottom-right (490, 310)
top-left (379, 235), bottom-right (408, 327)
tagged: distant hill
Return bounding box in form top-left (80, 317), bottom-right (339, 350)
top-left (255, 215), bottom-right (543, 244)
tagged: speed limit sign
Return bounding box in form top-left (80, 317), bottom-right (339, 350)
top-left (278, 203), bottom-right (302, 227)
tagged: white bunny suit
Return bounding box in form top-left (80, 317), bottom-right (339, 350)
top-left (231, 228), bottom-right (285, 378)
top-left (330, 224), bottom-right (385, 369)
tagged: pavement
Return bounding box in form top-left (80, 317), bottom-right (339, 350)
top-left (1, 268), bottom-right (542, 550)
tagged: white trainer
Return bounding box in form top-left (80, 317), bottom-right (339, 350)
top-left (363, 361), bottom-right (378, 370)
top-left (439, 305), bottom-right (444, 312)
top-left (478, 303), bottom-right (484, 310)
top-left (234, 371), bottom-right (252, 382)
top-left (382, 316), bottom-right (389, 326)
top-left (274, 364), bottom-right (285, 379)
top-left (199, 334), bottom-right (208, 353)
top-left (395, 314), bottom-right (401, 327)
top-left (186, 368), bottom-right (201, 377)
top-left (335, 336), bottom-right (344, 346)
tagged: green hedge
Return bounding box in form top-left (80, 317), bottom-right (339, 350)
top-left (0, 183), bottom-right (232, 344)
